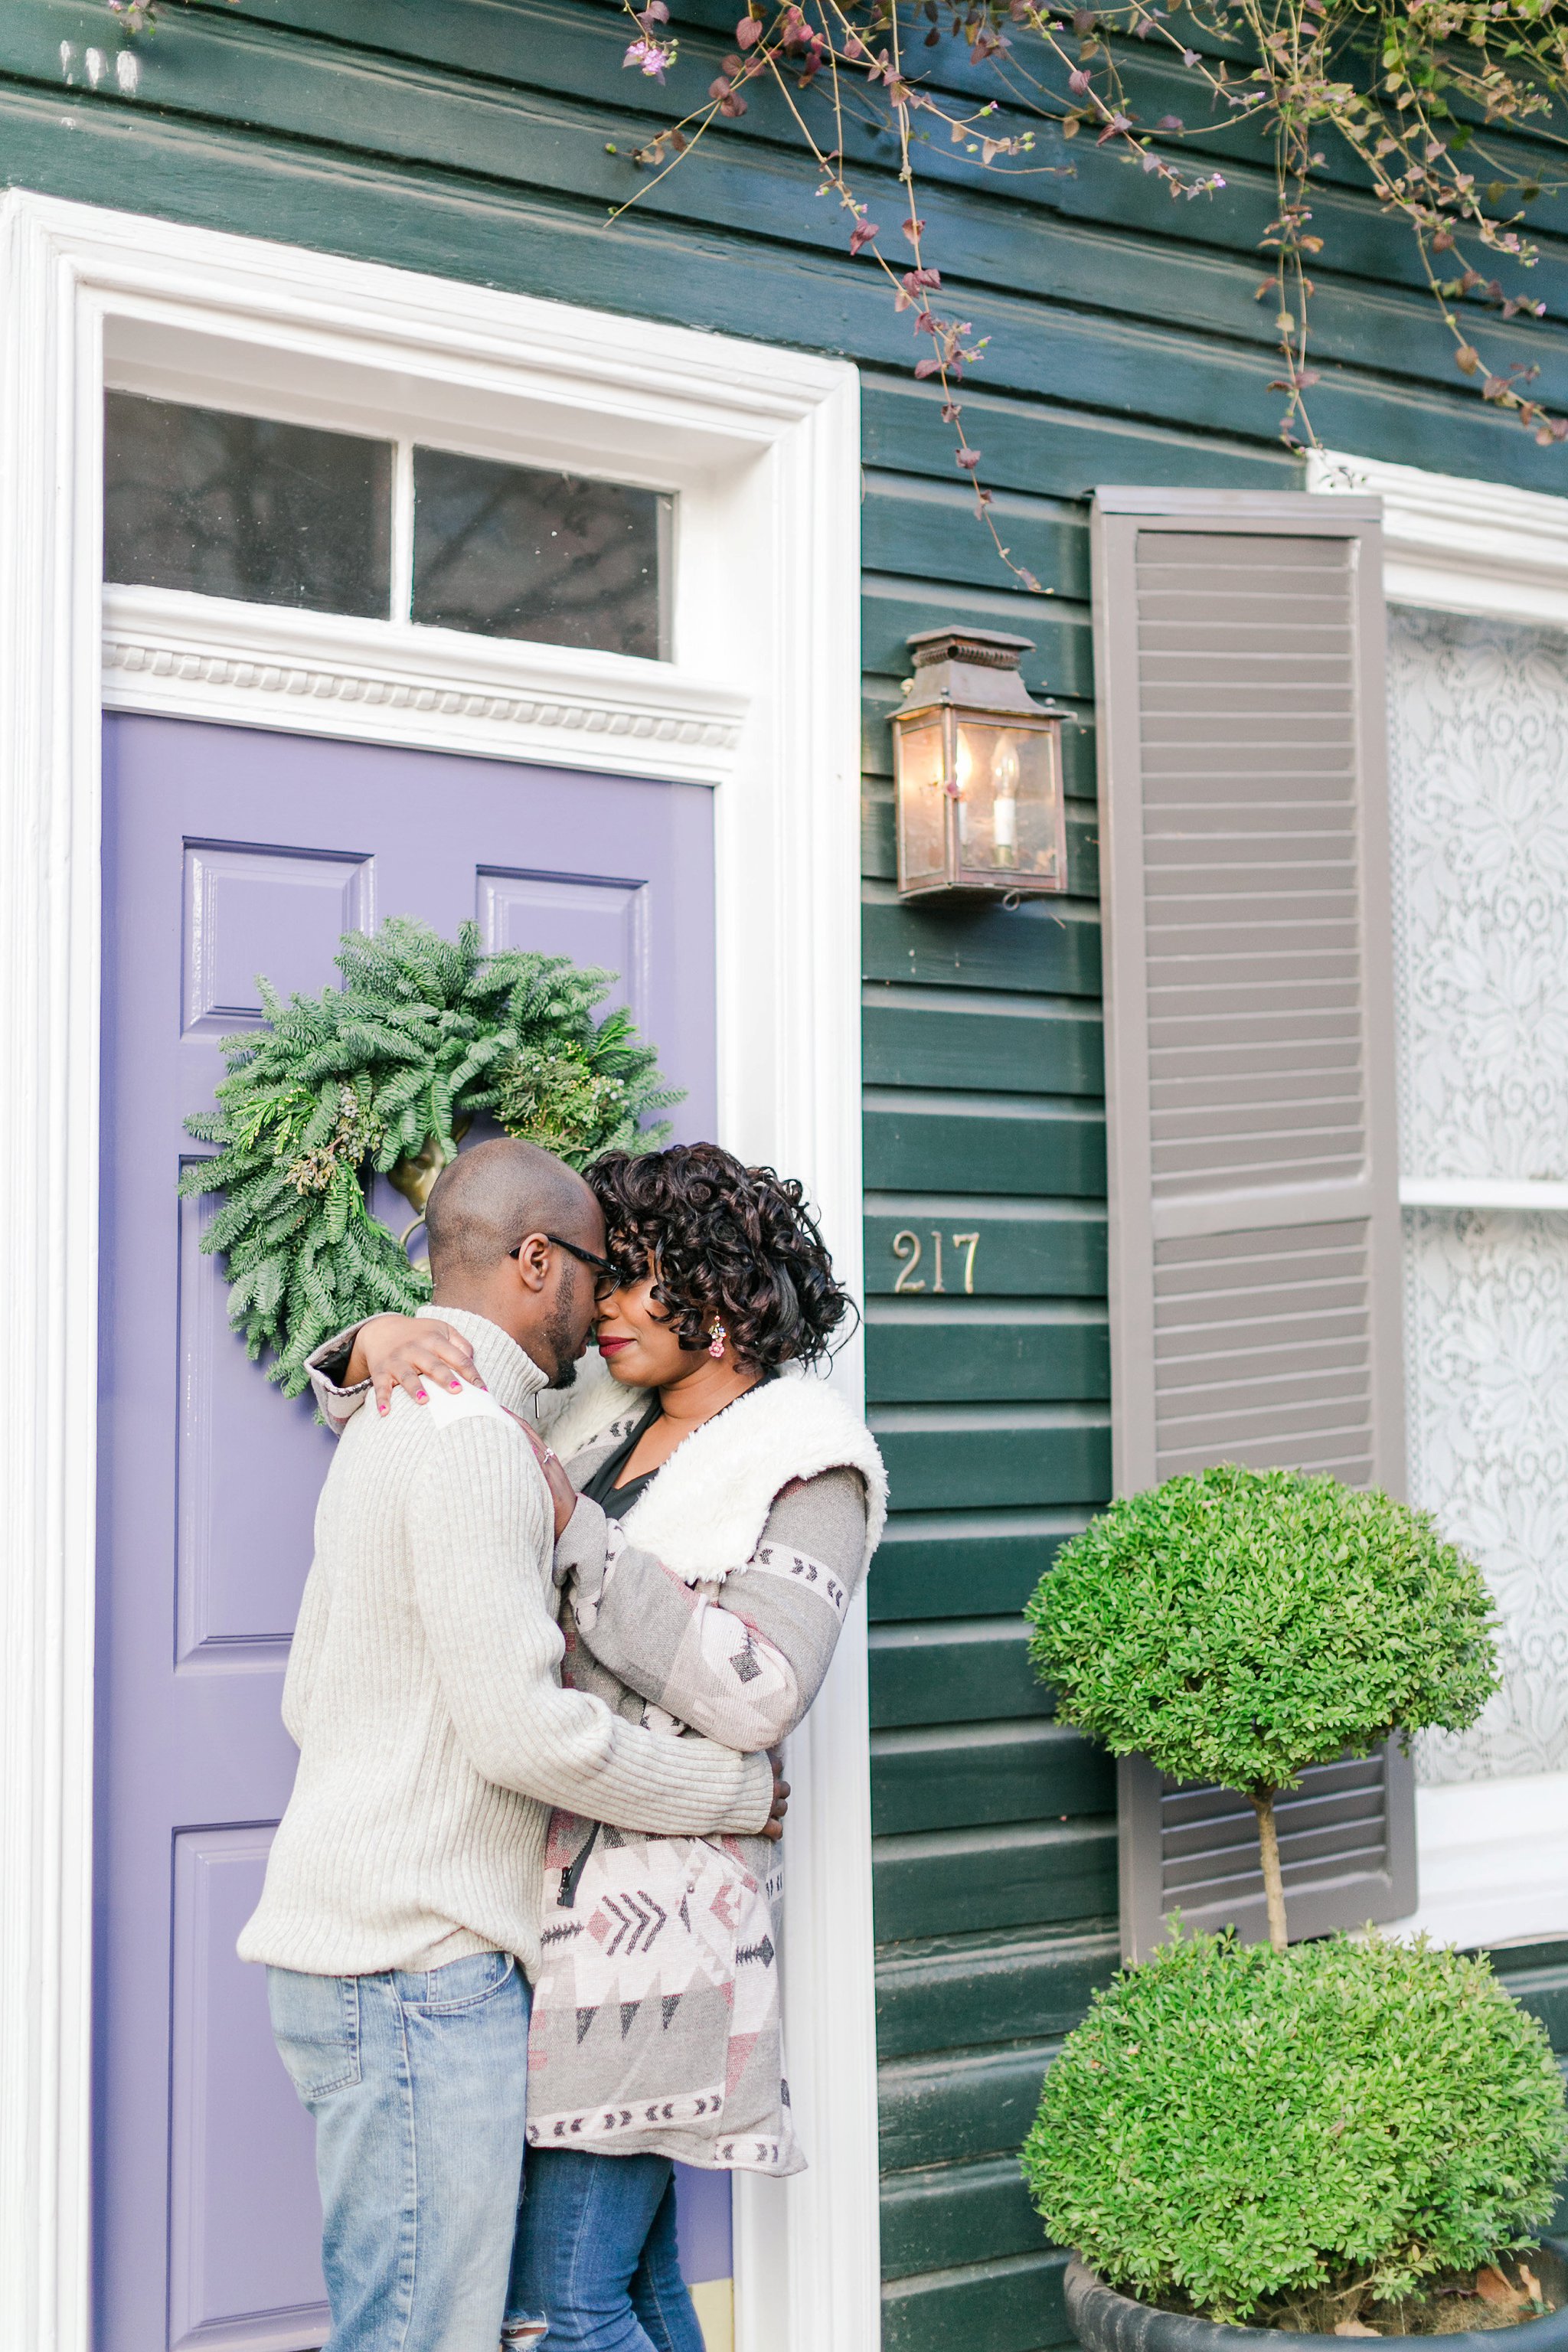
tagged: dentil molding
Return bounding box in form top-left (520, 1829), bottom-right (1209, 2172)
top-left (101, 586), bottom-right (747, 785)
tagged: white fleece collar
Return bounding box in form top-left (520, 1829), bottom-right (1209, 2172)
top-left (534, 1352), bottom-right (887, 1583)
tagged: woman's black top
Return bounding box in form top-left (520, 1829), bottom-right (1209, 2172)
top-left (578, 1395), bottom-right (664, 1521)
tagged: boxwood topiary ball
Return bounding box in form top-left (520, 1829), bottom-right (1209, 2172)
top-left (1025, 1465), bottom-right (1498, 1794)
top-left (1022, 1930), bottom-right (1568, 2323)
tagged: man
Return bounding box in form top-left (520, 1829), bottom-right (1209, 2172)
top-left (238, 1138), bottom-right (781, 2352)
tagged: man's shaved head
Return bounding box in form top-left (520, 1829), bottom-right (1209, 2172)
top-left (425, 1138), bottom-right (598, 1288)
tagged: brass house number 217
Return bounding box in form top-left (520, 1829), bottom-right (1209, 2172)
top-left (892, 1230), bottom-right (980, 1294)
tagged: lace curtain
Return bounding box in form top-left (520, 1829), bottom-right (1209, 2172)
top-left (1387, 608), bottom-right (1568, 1782)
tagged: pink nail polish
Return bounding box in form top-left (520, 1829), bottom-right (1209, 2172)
top-left (415, 1387), bottom-right (427, 1403)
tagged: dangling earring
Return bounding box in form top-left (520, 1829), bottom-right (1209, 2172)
top-left (708, 1319), bottom-right (727, 1359)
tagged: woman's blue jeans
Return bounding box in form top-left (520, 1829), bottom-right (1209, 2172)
top-left (268, 1950), bottom-right (531, 2352)
top-left (508, 2149), bottom-right (706, 2352)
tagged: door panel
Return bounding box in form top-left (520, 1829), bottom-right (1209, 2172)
top-left (97, 714), bottom-right (717, 2352)
top-left (167, 1828), bottom-right (325, 2352)
top-left (178, 1195), bottom-right (324, 1663)
top-left (479, 868), bottom-right (650, 1021)
top-left (183, 844), bottom-right (374, 1035)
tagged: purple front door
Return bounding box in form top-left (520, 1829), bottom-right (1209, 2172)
top-left (96, 714), bottom-right (718, 2352)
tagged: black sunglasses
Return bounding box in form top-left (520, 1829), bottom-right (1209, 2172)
top-left (510, 1233), bottom-right (629, 1296)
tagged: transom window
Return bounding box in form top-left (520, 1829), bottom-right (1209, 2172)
top-left (103, 391), bottom-right (672, 661)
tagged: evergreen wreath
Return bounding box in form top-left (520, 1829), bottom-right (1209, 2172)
top-left (180, 916), bottom-right (679, 1397)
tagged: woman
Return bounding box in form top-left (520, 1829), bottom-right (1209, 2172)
top-left (309, 1142), bottom-right (886, 2352)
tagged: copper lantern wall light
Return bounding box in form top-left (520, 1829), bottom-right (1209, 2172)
top-left (891, 628), bottom-right (1068, 901)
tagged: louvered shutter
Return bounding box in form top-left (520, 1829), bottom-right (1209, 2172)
top-left (1089, 490), bottom-right (1414, 1962)
top-left (1117, 1747), bottom-right (1417, 1962)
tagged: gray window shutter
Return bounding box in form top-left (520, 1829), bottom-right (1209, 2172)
top-left (1117, 1748), bottom-right (1417, 1962)
top-left (1089, 490), bottom-right (1414, 1961)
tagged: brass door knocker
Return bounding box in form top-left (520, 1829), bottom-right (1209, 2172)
top-left (387, 1120), bottom-right (471, 1255)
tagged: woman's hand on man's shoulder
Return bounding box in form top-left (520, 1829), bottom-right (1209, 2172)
top-left (347, 1315), bottom-right (485, 1413)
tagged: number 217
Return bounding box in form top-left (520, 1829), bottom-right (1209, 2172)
top-left (892, 1230), bottom-right (979, 1295)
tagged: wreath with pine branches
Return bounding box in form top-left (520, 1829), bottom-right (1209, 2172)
top-left (180, 916), bottom-right (679, 1396)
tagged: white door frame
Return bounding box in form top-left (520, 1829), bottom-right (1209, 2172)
top-left (0, 188), bottom-right (877, 2352)
top-left (1312, 446), bottom-right (1568, 1948)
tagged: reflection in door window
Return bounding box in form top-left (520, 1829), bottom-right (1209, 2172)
top-left (103, 393), bottom-right (393, 619)
top-left (412, 447), bottom-right (671, 661)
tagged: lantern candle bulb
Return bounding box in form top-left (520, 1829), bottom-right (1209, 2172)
top-left (891, 629), bottom-right (1067, 900)
top-left (991, 731), bottom-right (1020, 867)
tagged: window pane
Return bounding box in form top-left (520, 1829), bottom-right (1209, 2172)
top-left (896, 718), bottom-right (949, 886)
top-left (954, 722), bottom-right (1062, 882)
top-left (412, 447), bottom-right (668, 660)
top-left (103, 392), bottom-right (392, 619)
top-left (1387, 606), bottom-right (1568, 1784)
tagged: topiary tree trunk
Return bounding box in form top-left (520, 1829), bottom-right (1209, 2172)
top-left (1249, 1789), bottom-right (1288, 1953)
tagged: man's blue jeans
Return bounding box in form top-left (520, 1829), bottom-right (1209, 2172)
top-left (508, 2148), bottom-right (705, 2352)
top-left (268, 1950), bottom-right (531, 2352)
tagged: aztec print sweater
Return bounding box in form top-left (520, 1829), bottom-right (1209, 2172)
top-left (538, 1353), bottom-right (885, 1756)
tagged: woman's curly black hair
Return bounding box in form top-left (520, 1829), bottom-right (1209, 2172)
top-left (585, 1142), bottom-right (854, 1371)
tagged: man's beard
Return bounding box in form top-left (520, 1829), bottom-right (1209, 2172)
top-left (542, 1291), bottom-right (583, 1390)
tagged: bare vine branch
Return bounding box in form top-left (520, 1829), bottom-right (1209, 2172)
top-left (106, 0), bottom-right (1568, 571)
top-left (609, 0), bottom-right (1568, 478)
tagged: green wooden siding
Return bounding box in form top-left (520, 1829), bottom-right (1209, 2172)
top-left (8, 6), bottom-right (1568, 2345)
top-left (863, 544), bottom-right (1118, 2341)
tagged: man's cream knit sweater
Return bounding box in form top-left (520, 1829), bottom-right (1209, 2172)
top-left (238, 1308), bottom-right (773, 1978)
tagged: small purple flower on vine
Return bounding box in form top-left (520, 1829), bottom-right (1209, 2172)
top-left (623, 34), bottom-right (674, 77)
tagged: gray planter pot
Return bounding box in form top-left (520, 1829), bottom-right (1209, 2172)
top-left (1065, 2249), bottom-right (1568, 2352)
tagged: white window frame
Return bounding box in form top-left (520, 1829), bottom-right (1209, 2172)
top-left (1312, 446), bottom-right (1568, 1950)
top-left (0, 188), bottom-right (876, 2352)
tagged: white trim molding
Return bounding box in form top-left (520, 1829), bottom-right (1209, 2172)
top-left (1391, 1770), bottom-right (1568, 1949)
top-left (1400, 1176), bottom-right (1568, 1213)
top-left (1309, 446), bottom-right (1568, 627)
top-left (101, 586), bottom-right (749, 787)
top-left (0, 188), bottom-right (874, 2352)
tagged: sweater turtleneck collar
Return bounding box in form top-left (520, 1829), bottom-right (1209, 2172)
top-left (426, 1304), bottom-right (550, 1416)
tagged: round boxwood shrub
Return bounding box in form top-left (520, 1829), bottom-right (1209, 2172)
top-left (1022, 1930), bottom-right (1568, 2326)
top-left (1026, 1466), bottom-right (1498, 1947)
